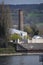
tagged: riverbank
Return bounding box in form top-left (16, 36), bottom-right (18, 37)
top-left (0, 45), bottom-right (16, 54)
top-left (0, 52), bottom-right (43, 56)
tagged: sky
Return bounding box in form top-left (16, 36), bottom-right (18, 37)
top-left (0, 0), bottom-right (43, 4)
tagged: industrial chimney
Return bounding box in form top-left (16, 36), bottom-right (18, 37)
top-left (18, 10), bottom-right (24, 31)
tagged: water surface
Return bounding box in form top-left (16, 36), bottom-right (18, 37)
top-left (0, 55), bottom-right (43, 65)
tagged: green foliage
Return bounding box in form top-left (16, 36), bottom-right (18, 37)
top-left (0, 46), bottom-right (16, 53)
top-left (31, 25), bottom-right (39, 36)
top-left (36, 23), bottom-right (43, 35)
top-left (39, 30), bottom-right (43, 35)
top-left (24, 25), bottom-right (39, 37)
top-left (28, 12), bottom-right (43, 17)
top-left (24, 26), bottom-right (33, 34)
top-left (10, 34), bottom-right (21, 40)
top-left (27, 35), bottom-right (31, 39)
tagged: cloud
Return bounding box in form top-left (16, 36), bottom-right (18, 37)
top-left (0, 0), bottom-right (43, 4)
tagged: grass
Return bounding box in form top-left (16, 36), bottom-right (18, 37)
top-left (36, 23), bottom-right (43, 26)
top-left (29, 13), bottom-right (43, 17)
top-left (0, 46), bottom-right (16, 54)
top-left (26, 12), bottom-right (43, 20)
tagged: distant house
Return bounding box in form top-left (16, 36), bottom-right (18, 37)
top-left (32, 35), bottom-right (43, 43)
top-left (9, 28), bottom-right (27, 39)
top-left (32, 35), bottom-right (42, 39)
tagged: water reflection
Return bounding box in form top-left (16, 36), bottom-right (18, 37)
top-left (39, 55), bottom-right (43, 65)
top-left (0, 55), bottom-right (43, 65)
top-left (19, 56), bottom-right (24, 65)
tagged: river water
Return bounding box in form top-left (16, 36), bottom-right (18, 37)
top-left (0, 55), bottom-right (43, 65)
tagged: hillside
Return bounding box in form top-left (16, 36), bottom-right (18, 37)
top-left (7, 4), bottom-right (43, 25)
top-left (0, 3), bottom-right (43, 35)
top-left (0, 4), bottom-right (43, 25)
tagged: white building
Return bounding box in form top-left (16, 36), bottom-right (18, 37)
top-left (32, 35), bottom-right (43, 43)
top-left (9, 28), bottom-right (27, 39)
top-left (32, 35), bottom-right (42, 39)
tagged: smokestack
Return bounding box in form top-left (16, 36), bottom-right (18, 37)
top-left (18, 10), bottom-right (24, 31)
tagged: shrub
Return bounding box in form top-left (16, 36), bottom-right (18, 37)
top-left (10, 33), bottom-right (21, 40)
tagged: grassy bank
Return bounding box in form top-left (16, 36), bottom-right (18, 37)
top-left (0, 46), bottom-right (16, 54)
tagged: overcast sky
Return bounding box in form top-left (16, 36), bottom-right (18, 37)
top-left (0, 0), bottom-right (43, 4)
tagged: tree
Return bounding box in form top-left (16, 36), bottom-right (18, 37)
top-left (31, 25), bottom-right (39, 36)
top-left (24, 26), bottom-right (33, 34)
top-left (0, 2), bottom-right (12, 47)
top-left (24, 25), bottom-right (39, 37)
top-left (10, 34), bottom-right (21, 41)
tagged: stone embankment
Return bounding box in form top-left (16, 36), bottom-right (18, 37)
top-left (0, 52), bottom-right (43, 56)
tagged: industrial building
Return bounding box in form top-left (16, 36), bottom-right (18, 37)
top-left (9, 28), bottom-right (27, 39)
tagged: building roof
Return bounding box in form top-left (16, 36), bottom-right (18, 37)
top-left (9, 28), bottom-right (27, 35)
top-left (32, 35), bottom-right (42, 39)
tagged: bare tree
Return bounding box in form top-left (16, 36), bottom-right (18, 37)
top-left (0, 2), bottom-right (12, 47)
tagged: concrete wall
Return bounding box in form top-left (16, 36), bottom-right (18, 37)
top-left (27, 38), bottom-right (43, 43)
top-left (32, 38), bottom-right (43, 43)
top-left (27, 39), bottom-right (32, 43)
top-left (14, 38), bottom-right (43, 44)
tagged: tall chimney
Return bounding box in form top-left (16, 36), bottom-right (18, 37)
top-left (18, 10), bottom-right (24, 31)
